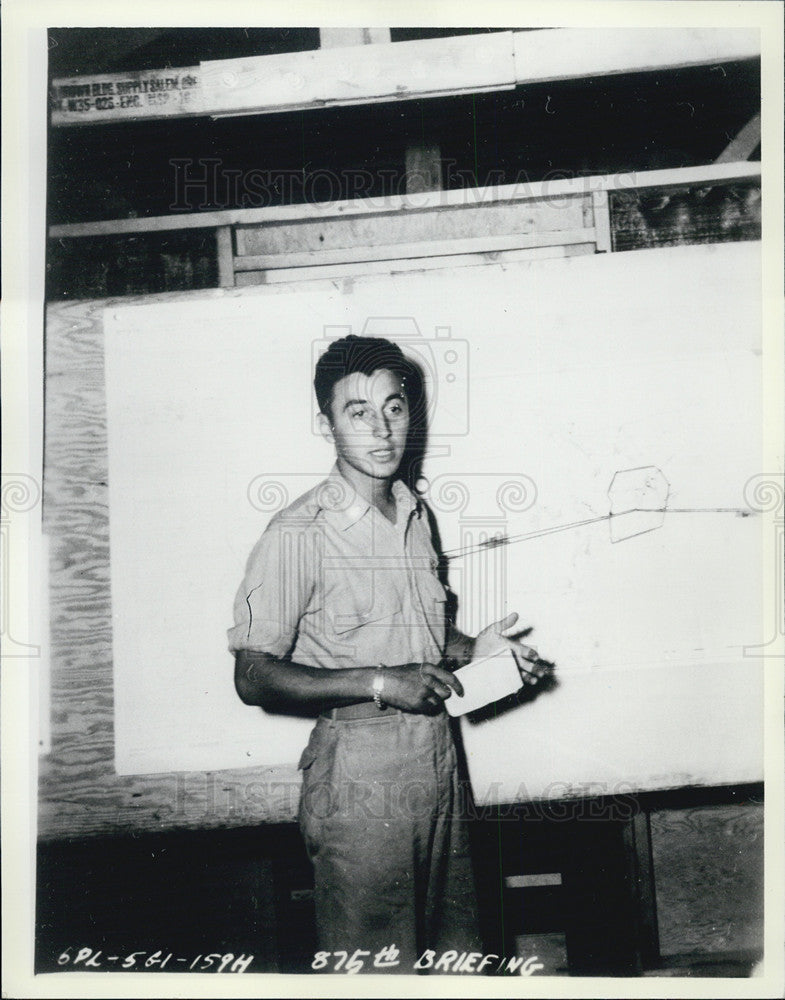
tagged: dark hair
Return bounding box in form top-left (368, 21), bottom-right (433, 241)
top-left (314, 335), bottom-right (413, 418)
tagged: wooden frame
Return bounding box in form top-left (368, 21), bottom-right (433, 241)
top-left (47, 162), bottom-right (761, 287)
top-left (48, 162), bottom-right (762, 240)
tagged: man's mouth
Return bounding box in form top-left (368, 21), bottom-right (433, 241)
top-left (369, 448), bottom-right (395, 460)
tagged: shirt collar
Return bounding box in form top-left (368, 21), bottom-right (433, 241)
top-left (391, 477), bottom-right (420, 521)
top-left (317, 464), bottom-right (421, 531)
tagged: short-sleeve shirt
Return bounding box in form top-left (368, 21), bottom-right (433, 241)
top-left (227, 465), bottom-right (447, 668)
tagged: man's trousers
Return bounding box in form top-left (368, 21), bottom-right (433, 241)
top-left (298, 708), bottom-right (482, 972)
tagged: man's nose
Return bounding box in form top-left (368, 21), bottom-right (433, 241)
top-left (372, 414), bottom-right (392, 437)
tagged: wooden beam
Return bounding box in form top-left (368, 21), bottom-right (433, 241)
top-left (215, 226), bottom-right (235, 287)
top-left (232, 230), bottom-right (598, 271)
top-left (715, 113), bottom-right (762, 163)
top-left (50, 28), bottom-right (760, 127)
top-left (48, 162), bottom-right (762, 240)
top-left (513, 27), bottom-right (759, 84)
top-left (233, 244), bottom-right (584, 286)
top-left (625, 811), bottom-right (661, 968)
top-left (319, 28), bottom-right (391, 48)
top-left (405, 142), bottom-right (442, 194)
top-left (237, 196), bottom-right (586, 256)
top-left (200, 31), bottom-right (516, 117)
top-left (592, 190), bottom-right (612, 253)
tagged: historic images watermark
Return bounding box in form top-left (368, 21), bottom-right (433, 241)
top-left (742, 474), bottom-right (784, 658)
top-left (1, 474), bottom-right (42, 658)
top-left (172, 770), bottom-right (642, 827)
top-left (168, 160), bottom-right (639, 214)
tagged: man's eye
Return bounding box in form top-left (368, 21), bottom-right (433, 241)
top-left (350, 409), bottom-right (366, 420)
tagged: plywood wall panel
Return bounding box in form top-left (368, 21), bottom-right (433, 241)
top-left (41, 293), bottom-right (304, 839)
top-left (651, 803), bottom-right (764, 956)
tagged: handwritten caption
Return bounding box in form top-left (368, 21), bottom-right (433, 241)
top-left (56, 947), bottom-right (253, 973)
top-left (312, 945), bottom-right (544, 975)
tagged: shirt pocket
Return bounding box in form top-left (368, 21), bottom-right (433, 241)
top-left (330, 591), bottom-right (404, 636)
top-left (325, 569), bottom-right (405, 636)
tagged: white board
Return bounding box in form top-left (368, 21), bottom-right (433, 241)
top-left (104, 242), bottom-right (764, 793)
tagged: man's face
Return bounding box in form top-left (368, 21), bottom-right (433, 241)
top-left (319, 368), bottom-right (410, 482)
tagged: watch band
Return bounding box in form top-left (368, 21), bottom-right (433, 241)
top-left (372, 665), bottom-right (386, 710)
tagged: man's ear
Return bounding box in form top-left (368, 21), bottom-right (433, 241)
top-left (317, 411), bottom-right (334, 445)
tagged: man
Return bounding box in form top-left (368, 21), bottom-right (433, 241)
top-left (229, 335), bottom-right (546, 972)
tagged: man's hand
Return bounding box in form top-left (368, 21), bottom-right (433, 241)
top-left (473, 612), bottom-right (554, 686)
top-left (382, 662), bottom-right (465, 714)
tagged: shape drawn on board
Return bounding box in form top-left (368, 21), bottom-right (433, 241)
top-left (608, 465), bottom-right (670, 543)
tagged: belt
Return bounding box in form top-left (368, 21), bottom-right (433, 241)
top-left (321, 701), bottom-right (405, 721)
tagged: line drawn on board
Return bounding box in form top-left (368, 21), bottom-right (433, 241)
top-left (440, 466), bottom-right (757, 559)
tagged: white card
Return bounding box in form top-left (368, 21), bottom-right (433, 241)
top-left (445, 648), bottom-right (523, 716)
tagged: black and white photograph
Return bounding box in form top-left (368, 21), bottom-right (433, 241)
top-left (2, 1), bottom-right (784, 996)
